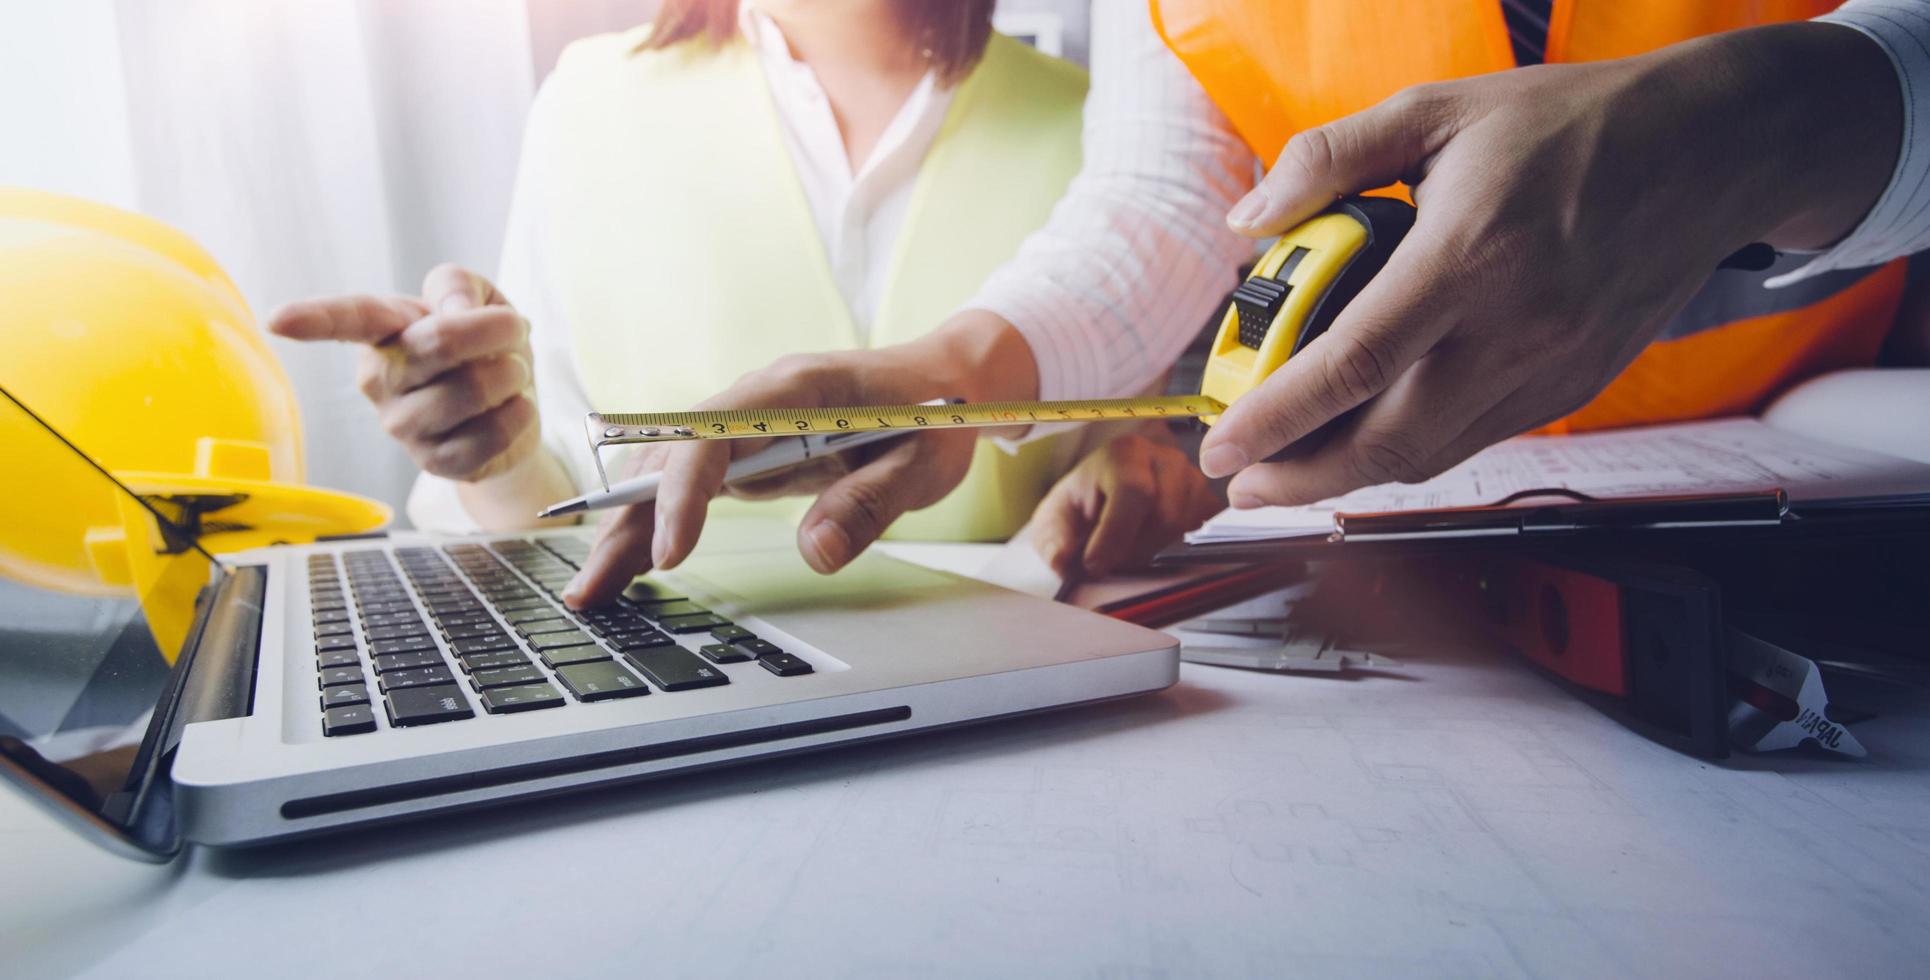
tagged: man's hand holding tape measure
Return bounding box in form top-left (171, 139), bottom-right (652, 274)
top-left (1199, 24), bottom-right (1897, 505)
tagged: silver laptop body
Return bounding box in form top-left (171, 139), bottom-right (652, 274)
top-left (0, 387), bottom-right (1178, 858)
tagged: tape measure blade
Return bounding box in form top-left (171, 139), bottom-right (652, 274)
top-left (595, 396), bottom-right (1228, 441)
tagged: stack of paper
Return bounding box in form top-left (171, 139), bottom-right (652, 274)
top-left (1188, 416), bottom-right (1930, 546)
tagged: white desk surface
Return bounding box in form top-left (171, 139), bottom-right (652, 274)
top-left (5, 543), bottom-right (1930, 979)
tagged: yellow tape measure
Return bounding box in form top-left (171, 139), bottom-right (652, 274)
top-left (589, 197), bottom-right (1414, 453)
top-left (590, 396), bottom-right (1229, 448)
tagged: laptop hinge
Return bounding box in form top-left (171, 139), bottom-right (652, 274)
top-left (178, 564), bottom-right (267, 726)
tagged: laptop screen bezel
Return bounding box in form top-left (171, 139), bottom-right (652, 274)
top-left (0, 385), bottom-right (232, 861)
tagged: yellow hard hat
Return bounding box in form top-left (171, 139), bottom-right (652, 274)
top-left (0, 188), bottom-right (389, 597)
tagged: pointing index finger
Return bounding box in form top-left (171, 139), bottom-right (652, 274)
top-left (267, 294), bottom-right (429, 345)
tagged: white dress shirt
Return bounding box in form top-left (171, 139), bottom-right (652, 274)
top-left (407, 5), bottom-right (950, 531)
top-left (964, 1), bottom-right (1255, 407)
top-left (1795, 1), bottom-right (1930, 282)
top-left (968, 0), bottom-right (1930, 403)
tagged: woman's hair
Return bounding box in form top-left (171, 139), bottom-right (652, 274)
top-left (637, 1), bottom-right (997, 84)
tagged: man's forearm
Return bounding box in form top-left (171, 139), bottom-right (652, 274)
top-left (1696, 22), bottom-right (1903, 252)
top-left (910, 309), bottom-right (1039, 403)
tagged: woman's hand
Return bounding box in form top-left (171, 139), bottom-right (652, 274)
top-left (563, 313), bottom-right (1038, 608)
top-left (269, 264), bottom-right (540, 483)
top-left (1030, 432), bottom-right (1223, 581)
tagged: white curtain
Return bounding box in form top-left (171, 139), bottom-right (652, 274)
top-left (3, 0), bottom-right (575, 516)
top-left (2, 0), bottom-right (1081, 522)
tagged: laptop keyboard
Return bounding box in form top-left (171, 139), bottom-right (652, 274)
top-left (305, 537), bottom-right (812, 737)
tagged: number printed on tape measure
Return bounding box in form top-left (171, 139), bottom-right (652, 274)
top-left (594, 396), bottom-right (1229, 442)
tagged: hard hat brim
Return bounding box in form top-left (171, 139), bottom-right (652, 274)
top-left (114, 473), bottom-right (392, 552)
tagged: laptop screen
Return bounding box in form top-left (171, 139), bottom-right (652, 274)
top-left (0, 386), bottom-right (219, 855)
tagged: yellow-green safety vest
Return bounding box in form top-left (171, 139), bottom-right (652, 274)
top-left (534, 28), bottom-right (1088, 540)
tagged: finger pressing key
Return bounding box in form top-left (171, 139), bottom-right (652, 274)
top-left (563, 501), bottom-right (657, 609)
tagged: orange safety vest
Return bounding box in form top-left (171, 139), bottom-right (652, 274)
top-left (1151, 0), bottom-right (1904, 433)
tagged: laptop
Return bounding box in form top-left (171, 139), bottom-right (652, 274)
top-left (0, 387), bottom-right (1179, 858)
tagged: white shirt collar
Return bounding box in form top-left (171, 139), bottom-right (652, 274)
top-left (732, 1), bottom-right (957, 338)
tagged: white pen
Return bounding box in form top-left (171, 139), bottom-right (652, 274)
top-left (537, 420), bottom-right (925, 519)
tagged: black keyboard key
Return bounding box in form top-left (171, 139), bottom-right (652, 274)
top-left (553, 661), bottom-right (649, 702)
top-left (323, 704), bottom-right (378, 736)
top-left (378, 665), bottom-right (457, 691)
top-left (362, 611), bottom-right (425, 628)
top-left (640, 600), bottom-right (708, 621)
top-left (372, 650), bottom-right (444, 673)
top-left (369, 636), bottom-right (439, 657)
top-left (539, 645), bottom-right (610, 669)
top-left (470, 664), bottom-right (546, 689)
top-left (735, 638), bottom-right (783, 657)
top-left (429, 609), bottom-right (494, 625)
top-left (659, 613), bottom-right (729, 634)
top-left (313, 609), bottom-right (351, 624)
top-left (624, 646), bottom-right (729, 691)
top-left (710, 625), bottom-right (754, 643)
top-left (364, 621), bottom-right (428, 638)
top-left (441, 622), bottom-right (507, 641)
top-left (319, 666), bottom-right (366, 688)
top-left (582, 606), bottom-right (649, 623)
top-left (316, 648), bottom-right (362, 670)
top-left (315, 621), bottom-right (354, 638)
top-left (506, 608), bottom-right (561, 626)
top-left (529, 629), bottom-right (597, 651)
top-left (758, 652), bottom-right (814, 676)
top-left (588, 617), bottom-right (653, 637)
top-left (384, 684), bottom-right (474, 726)
top-left (320, 683), bottom-right (371, 709)
top-left (365, 624), bottom-right (431, 643)
top-left (515, 618), bottom-right (575, 638)
top-left (609, 630), bottom-right (674, 651)
top-left (460, 651), bottom-right (531, 673)
top-left (479, 683), bottom-right (567, 714)
top-left (451, 636), bottom-right (520, 656)
top-left (622, 580), bottom-right (685, 604)
top-left (541, 538), bottom-right (591, 562)
top-left (698, 643), bottom-right (751, 664)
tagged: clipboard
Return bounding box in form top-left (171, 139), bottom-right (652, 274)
top-left (1333, 487), bottom-right (1788, 541)
top-left (1157, 486), bottom-right (1930, 566)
